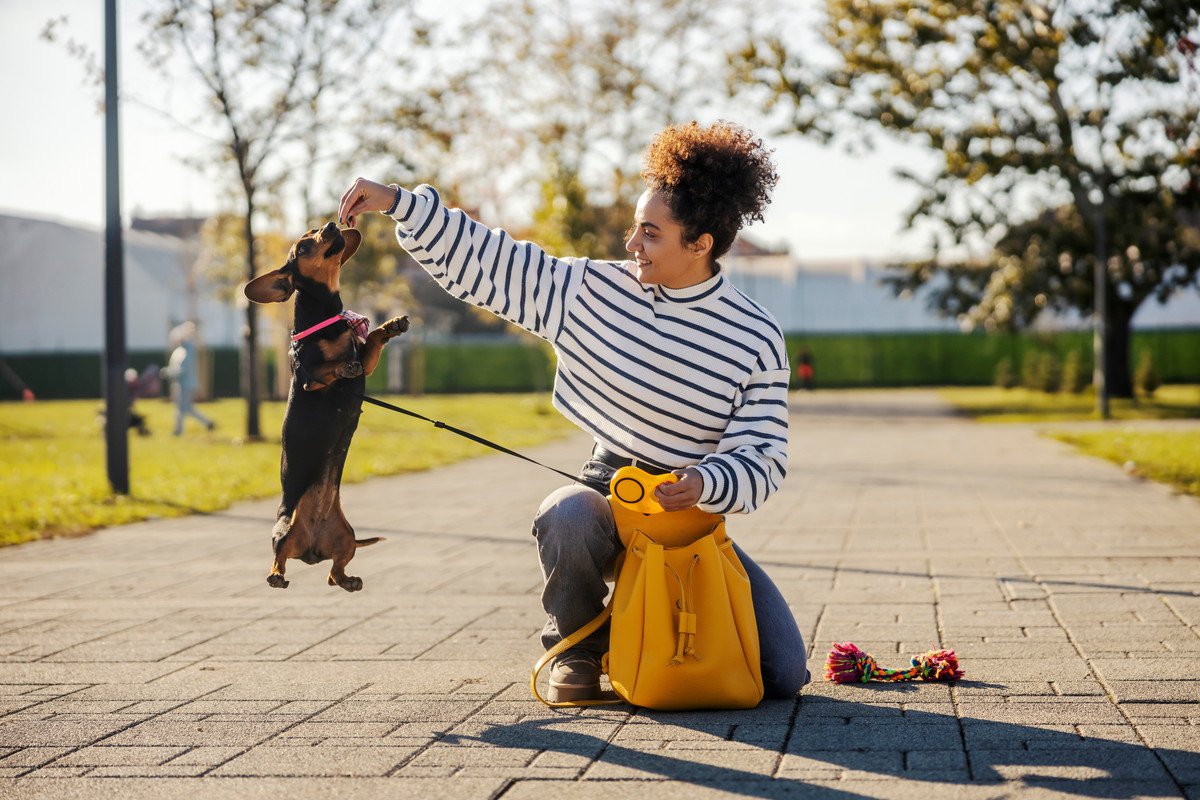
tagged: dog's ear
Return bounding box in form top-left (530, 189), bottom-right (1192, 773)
top-left (339, 228), bottom-right (362, 265)
top-left (244, 268), bottom-right (296, 303)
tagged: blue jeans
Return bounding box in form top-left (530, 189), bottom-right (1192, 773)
top-left (172, 385), bottom-right (213, 435)
top-left (532, 462), bottom-right (811, 699)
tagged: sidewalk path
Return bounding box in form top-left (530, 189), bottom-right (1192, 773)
top-left (1, 389), bottom-right (1197, 799)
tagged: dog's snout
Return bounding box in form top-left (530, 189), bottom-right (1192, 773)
top-left (321, 221), bottom-right (339, 238)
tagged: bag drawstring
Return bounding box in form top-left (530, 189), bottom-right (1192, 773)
top-left (666, 554), bottom-right (702, 666)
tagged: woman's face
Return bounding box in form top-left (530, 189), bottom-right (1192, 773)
top-left (624, 190), bottom-right (713, 289)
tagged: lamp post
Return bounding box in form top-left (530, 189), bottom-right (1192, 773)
top-left (103, 0), bottom-right (130, 493)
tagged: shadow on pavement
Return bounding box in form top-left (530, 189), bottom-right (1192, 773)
top-left (445, 694), bottom-right (1194, 798)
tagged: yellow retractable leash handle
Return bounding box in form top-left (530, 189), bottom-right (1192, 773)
top-left (530, 467), bottom-right (671, 707)
top-left (609, 466), bottom-right (677, 514)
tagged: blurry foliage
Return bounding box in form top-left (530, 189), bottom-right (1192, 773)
top-left (993, 356), bottom-right (1016, 389)
top-left (1037, 352), bottom-right (1062, 394)
top-left (139, 0), bottom-right (409, 217)
top-left (1062, 349), bottom-right (1089, 394)
top-left (196, 213), bottom-right (291, 303)
top-left (1136, 350), bottom-right (1162, 397)
top-left (1021, 350), bottom-right (1041, 390)
top-left (371, 0), bottom-right (757, 260)
top-left (531, 160), bottom-right (634, 260)
top-left (735, 0), bottom-right (1200, 396)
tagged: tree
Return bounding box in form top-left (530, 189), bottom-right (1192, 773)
top-left (734, 0), bottom-right (1200, 406)
top-left (371, 0), bottom-right (756, 259)
top-left (138, 0), bottom-right (405, 439)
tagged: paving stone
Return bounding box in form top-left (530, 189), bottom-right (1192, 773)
top-left (103, 719), bottom-right (295, 747)
top-left (959, 701), bottom-right (1125, 725)
top-left (211, 745), bottom-right (421, 776)
top-left (1052, 680), bottom-right (1109, 696)
top-left (1158, 748), bottom-right (1200, 783)
top-left (1075, 724), bottom-right (1143, 743)
top-left (584, 746), bottom-right (779, 780)
top-left (1119, 702), bottom-right (1200, 721)
top-left (1109, 681), bottom-right (1200, 703)
top-left (789, 721), bottom-right (961, 752)
top-left (0, 747), bottom-right (72, 768)
top-left (407, 744), bottom-right (537, 767)
top-left (86, 765), bottom-right (210, 777)
top-left (278, 722), bottom-right (397, 739)
top-left (0, 719), bottom-right (139, 748)
top-left (777, 751), bottom-right (902, 778)
top-left (968, 744), bottom-right (1171, 782)
top-left (161, 747), bottom-right (244, 767)
top-left (54, 746), bottom-right (188, 767)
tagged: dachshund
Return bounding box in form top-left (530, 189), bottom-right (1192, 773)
top-left (244, 221), bottom-right (409, 591)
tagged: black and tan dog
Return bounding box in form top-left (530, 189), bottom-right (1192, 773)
top-left (244, 222), bottom-right (408, 591)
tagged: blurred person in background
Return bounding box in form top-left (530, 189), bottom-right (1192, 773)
top-left (165, 321), bottom-right (215, 436)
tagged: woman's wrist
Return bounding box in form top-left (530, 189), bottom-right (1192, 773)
top-left (384, 184), bottom-right (403, 216)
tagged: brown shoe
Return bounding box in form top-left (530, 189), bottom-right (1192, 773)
top-left (547, 650), bottom-right (602, 703)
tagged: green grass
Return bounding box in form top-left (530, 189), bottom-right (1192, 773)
top-left (1048, 429), bottom-right (1200, 497)
top-left (0, 394), bottom-right (575, 547)
top-left (938, 385), bottom-right (1200, 423)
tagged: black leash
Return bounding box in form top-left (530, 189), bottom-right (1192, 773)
top-left (292, 334), bottom-right (578, 482)
top-left (352, 391), bottom-right (581, 484)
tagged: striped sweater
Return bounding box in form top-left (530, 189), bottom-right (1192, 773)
top-left (390, 185), bottom-right (790, 515)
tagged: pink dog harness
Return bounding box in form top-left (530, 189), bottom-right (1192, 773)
top-left (291, 310), bottom-right (370, 345)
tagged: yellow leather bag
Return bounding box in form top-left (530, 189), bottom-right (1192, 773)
top-left (531, 469), bottom-right (764, 710)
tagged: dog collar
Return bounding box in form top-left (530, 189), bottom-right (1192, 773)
top-left (291, 310), bottom-right (369, 344)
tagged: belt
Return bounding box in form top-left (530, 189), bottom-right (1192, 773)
top-left (590, 444), bottom-right (671, 476)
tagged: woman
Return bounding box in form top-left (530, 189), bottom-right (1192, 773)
top-left (339, 121), bottom-right (809, 702)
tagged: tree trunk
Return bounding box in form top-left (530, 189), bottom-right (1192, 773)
top-left (243, 193), bottom-right (262, 440)
top-left (1091, 199), bottom-right (1110, 417)
top-left (1105, 296), bottom-right (1135, 399)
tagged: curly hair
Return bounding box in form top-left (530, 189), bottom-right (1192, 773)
top-left (641, 121), bottom-right (779, 260)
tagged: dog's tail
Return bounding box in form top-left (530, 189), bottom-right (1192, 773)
top-left (355, 537), bottom-right (385, 548)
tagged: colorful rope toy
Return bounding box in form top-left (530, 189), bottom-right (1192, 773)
top-left (824, 642), bottom-right (964, 683)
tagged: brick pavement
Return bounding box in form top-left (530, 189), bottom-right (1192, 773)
top-left (1, 389), bottom-right (1197, 799)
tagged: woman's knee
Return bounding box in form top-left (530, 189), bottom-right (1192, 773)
top-left (762, 651), bottom-right (811, 698)
top-left (533, 485), bottom-right (611, 540)
top-left (732, 542), bottom-right (811, 698)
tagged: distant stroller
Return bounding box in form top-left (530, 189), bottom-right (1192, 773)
top-left (98, 365), bottom-right (162, 436)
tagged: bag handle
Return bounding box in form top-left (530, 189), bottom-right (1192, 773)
top-left (530, 601), bottom-right (623, 707)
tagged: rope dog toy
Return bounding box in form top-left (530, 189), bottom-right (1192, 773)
top-left (824, 642), bottom-right (964, 683)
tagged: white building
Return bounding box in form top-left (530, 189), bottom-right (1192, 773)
top-left (723, 240), bottom-right (1200, 333)
top-left (0, 212), bottom-right (241, 355)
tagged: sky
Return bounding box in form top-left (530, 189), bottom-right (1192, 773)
top-left (1, 0), bottom-right (937, 262)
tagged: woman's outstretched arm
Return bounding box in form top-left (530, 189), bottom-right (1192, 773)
top-left (339, 177), bottom-right (588, 342)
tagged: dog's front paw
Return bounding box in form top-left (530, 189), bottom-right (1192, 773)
top-left (383, 316), bottom-right (410, 337)
top-left (267, 573), bottom-right (290, 589)
top-left (337, 361), bottom-right (363, 379)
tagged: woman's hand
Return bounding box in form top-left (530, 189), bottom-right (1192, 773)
top-left (655, 467), bottom-right (705, 512)
top-left (338, 178), bottom-right (398, 227)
